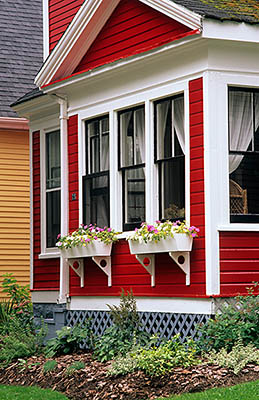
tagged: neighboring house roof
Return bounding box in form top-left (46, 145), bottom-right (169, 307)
top-left (173, 0), bottom-right (259, 24)
top-left (11, 87), bottom-right (44, 107)
top-left (0, 0), bottom-right (43, 117)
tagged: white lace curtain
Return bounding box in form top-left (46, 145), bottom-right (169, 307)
top-left (120, 108), bottom-right (145, 166)
top-left (229, 91), bottom-right (259, 174)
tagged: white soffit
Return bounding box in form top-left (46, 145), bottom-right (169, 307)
top-left (203, 18), bottom-right (259, 43)
top-left (35, 0), bottom-right (202, 88)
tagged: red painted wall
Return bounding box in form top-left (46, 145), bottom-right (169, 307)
top-left (220, 231), bottom-right (259, 296)
top-left (73, 0), bottom-right (193, 76)
top-left (49, 0), bottom-right (85, 52)
top-left (32, 131), bottom-right (59, 290)
top-left (69, 78), bottom-right (206, 298)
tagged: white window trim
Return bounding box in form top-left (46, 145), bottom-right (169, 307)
top-left (77, 81), bottom-right (190, 233)
top-left (39, 125), bottom-right (61, 259)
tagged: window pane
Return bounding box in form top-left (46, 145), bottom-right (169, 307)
top-left (124, 167), bottom-right (145, 229)
top-left (120, 110), bottom-right (134, 167)
top-left (101, 133), bottom-right (109, 171)
top-left (46, 131), bottom-right (60, 189)
top-left (46, 190), bottom-right (61, 247)
top-left (156, 100), bottom-right (171, 160)
top-left (83, 174), bottom-right (109, 227)
top-left (160, 157), bottom-right (185, 220)
top-left (135, 108), bottom-right (145, 164)
top-left (230, 153), bottom-right (259, 220)
top-left (229, 91), bottom-right (253, 153)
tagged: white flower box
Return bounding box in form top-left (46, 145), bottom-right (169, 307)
top-left (128, 233), bottom-right (193, 255)
top-left (60, 242), bottom-right (112, 259)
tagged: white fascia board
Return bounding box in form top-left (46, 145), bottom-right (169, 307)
top-left (140, 0), bottom-right (201, 30)
top-left (35, 0), bottom-right (202, 87)
top-left (42, 0), bottom-right (49, 61)
top-left (203, 18), bottom-right (259, 43)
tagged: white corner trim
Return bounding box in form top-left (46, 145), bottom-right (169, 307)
top-left (31, 291), bottom-right (59, 303)
top-left (30, 130), bottom-right (34, 290)
top-left (43, 0), bottom-right (49, 60)
top-left (69, 296), bottom-right (213, 314)
top-left (35, 0), bottom-right (201, 87)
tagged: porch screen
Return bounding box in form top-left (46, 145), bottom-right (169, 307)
top-left (155, 94), bottom-right (185, 220)
top-left (119, 106), bottom-right (145, 231)
top-left (229, 88), bottom-right (259, 222)
top-left (83, 116), bottom-right (109, 227)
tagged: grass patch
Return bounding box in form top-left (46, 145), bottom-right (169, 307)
top-left (156, 380), bottom-right (259, 399)
top-left (0, 385), bottom-right (68, 399)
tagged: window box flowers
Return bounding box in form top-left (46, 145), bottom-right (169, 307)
top-left (128, 221), bottom-right (199, 255)
top-left (56, 225), bottom-right (118, 259)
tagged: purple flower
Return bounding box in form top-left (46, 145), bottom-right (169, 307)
top-left (107, 228), bottom-right (112, 232)
top-left (94, 236), bottom-right (98, 240)
top-left (85, 238), bottom-right (91, 242)
top-left (154, 229), bottom-right (159, 234)
top-left (191, 233), bottom-right (196, 237)
top-left (155, 220), bottom-right (161, 224)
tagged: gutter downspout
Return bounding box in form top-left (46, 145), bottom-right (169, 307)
top-left (51, 94), bottom-right (69, 303)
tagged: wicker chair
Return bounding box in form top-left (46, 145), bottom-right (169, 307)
top-left (229, 179), bottom-right (248, 214)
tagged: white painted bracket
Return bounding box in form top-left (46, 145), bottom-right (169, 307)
top-left (92, 256), bottom-right (112, 287)
top-left (169, 252), bottom-right (190, 286)
top-left (135, 254), bottom-right (155, 287)
top-left (67, 258), bottom-right (84, 287)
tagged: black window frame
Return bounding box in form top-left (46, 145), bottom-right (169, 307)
top-left (229, 86), bottom-right (259, 223)
top-left (154, 94), bottom-right (185, 222)
top-left (118, 105), bottom-right (145, 231)
top-left (83, 115), bottom-right (110, 227)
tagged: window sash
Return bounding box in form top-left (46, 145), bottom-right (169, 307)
top-left (86, 116), bottom-right (109, 174)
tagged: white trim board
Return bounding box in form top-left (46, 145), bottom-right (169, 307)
top-left (68, 296), bottom-right (213, 314)
top-left (32, 291), bottom-right (59, 303)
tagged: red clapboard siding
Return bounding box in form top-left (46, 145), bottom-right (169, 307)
top-left (73, 0), bottom-right (193, 76)
top-left (68, 115), bottom-right (79, 232)
top-left (219, 231), bottom-right (259, 295)
top-left (49, 0), bottom-right (85, 52)
top-left (33, 131), bottom-right (59, 290)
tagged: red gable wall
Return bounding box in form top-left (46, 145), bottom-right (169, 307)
top-left (49, 0), bottom-right (85, 52)
top-left (73, 0), bottom-right (193, 76)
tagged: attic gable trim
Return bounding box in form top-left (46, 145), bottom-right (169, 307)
top-left (35, 0), bottom-right (202, 88)
top-left (140, 0), bottom-right (201, 30)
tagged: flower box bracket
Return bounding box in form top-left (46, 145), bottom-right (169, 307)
top-left (169, 251), bottom-right (190, 286)
top-left (92, 256), bottom-right (112, 287)
top-left (67, 259), bottom-right (84, 288)
top-left (135, 254), bottom-right (155, 287)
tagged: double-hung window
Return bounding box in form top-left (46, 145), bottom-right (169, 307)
top-left (83, 115), bottom-right (110, 227)
top-left (155, 94), bottom-right (185, 220)
top-left (119, 106), bottom-right (145, 231)
top-left (229, 87), bottom-right (259, 222)
top-left (46, 130), bottom-right (61, 248)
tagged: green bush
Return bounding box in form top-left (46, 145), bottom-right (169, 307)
top-left (66, 361), bottom-right (85, 375)
top-left (43, 360), bottom-right (58, 374)
top-left (45, 322), bottom-right (94, 358)
top-left (94, 290), bottom-right (150, 362)
top-left (206, 339), bottom-right (259, 374)
top-left (197, 283), bottom-right (259, 352)
top-left (108, 334), bottom-right (199, 377)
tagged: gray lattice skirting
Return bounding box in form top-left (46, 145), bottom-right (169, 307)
top-left (66, 310), bottom-right (210, 342)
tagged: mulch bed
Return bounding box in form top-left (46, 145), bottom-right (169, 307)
top-left (0, 353), bottom-right (258, 400)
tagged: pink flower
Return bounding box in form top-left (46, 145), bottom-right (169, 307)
top-left (107, 228), bottom-right (112, 232)
top-left (191, 233), bottom-right (196, 237)
top-left (57, 233), bottom-right (61, 239)
top-left (85, 238), bottom-right (91, 242)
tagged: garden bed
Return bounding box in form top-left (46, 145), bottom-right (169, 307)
top-left (0, 352), bottom-right (258, 400)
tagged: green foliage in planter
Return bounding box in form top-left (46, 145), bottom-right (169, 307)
top-left (94, 290), bottom-right (150, 362)
top-left (108, 334), bottom-right (199, 377)
top-left (45, 322), bottom-right (94, 358)
top-left (206, 339), bottom-right (259, 374)
top-left (197, 283), bottom-right (259, 352)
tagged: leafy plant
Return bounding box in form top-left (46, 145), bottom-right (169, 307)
top-left (94, 290), bottom-right (150, 362)
top-left (45, 322), bottom-right (94, 358)
top-left (128, 220), bottom-right (199, 243)
top-left (43, 360), bottom-right (58, 373)
top-left (197, 283), bottom-right (259, 352)
top-left (206, 339), bottom-right (259, 374)
top-left (56, 225), bottom-right (118, 249)
top-left (66, 361), bottom-right (85, 375)
top-left (107, 350), bottom-right (139, 376)
top-left (18, 358), bottom-right (40, 372)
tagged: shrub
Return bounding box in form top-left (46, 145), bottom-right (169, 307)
top-left (206, 339), bottom-right (259, 374)
top-left (197, 283), bottom-right (259, 352)
top-left (43, 360), bottom-right (58, 373)
top-left (45, 322), bottom-right (94, 358)
top-left (107, 351), bottom-right (139, 376)
top-left (66, 361), bottom-right (85, 375)
top-left (94, 290), bottom-right (150, 362)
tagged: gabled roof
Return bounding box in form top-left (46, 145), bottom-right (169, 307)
top-left (173, 0), bottom-right (259, 24)
top-left (0, 0), bottom-right (43, 117)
